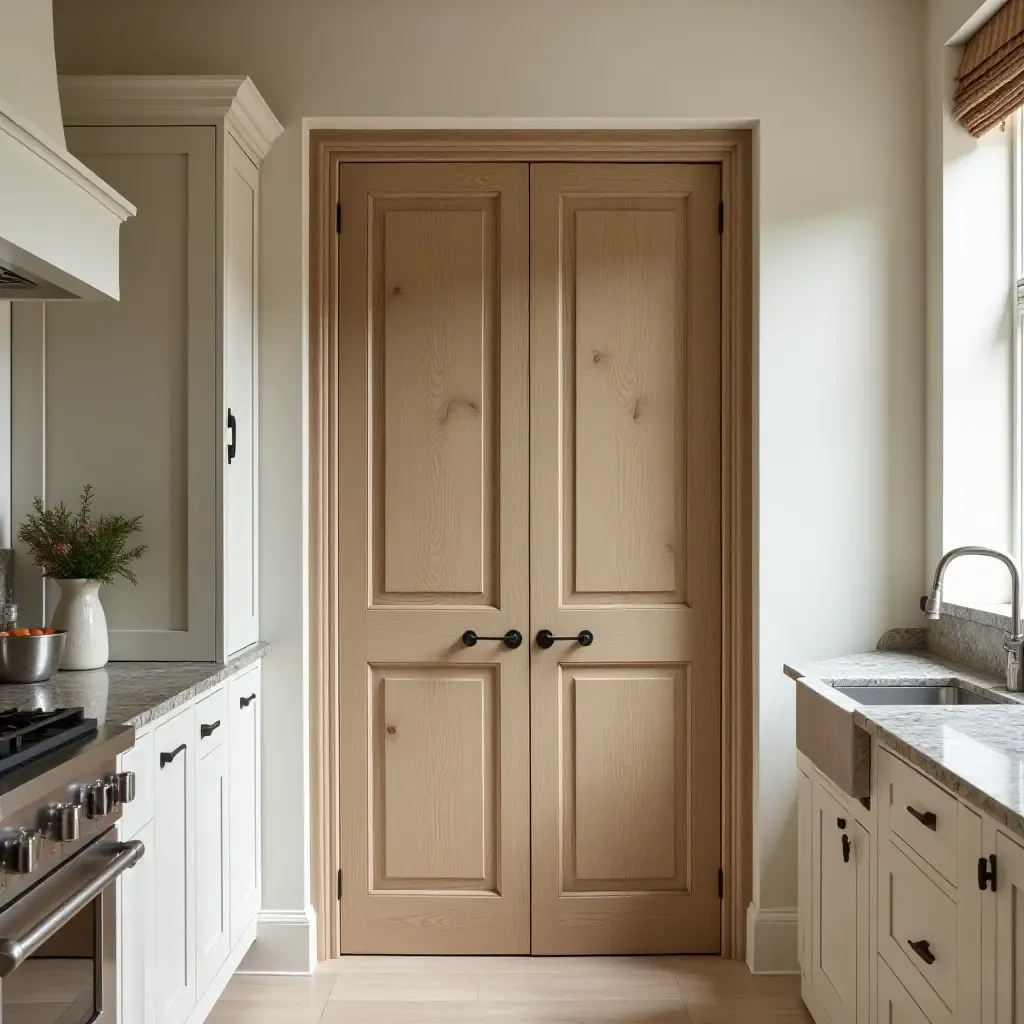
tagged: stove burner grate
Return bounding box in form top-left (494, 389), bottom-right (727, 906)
top-left (0, 707), bottom-right (98, 774)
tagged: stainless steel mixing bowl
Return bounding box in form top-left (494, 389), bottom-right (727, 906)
top-left (0, 632), bottom-right (67, 684)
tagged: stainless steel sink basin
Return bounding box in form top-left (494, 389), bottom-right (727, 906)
top-left (832, 684), bottom-right (997, 706)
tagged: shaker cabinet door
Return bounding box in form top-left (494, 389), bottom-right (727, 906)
top-left (229, 664), bottom-right (262, 945)
top-left (119, 817), bottom-right (155, 1024)
top-left (195, 739), bottom-right (231, 996)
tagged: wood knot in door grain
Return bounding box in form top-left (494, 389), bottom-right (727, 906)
top-left (391, 285), bottom-right (404, 296)
top-left (386, 725), bottom-right (397, 736)
top-left (437, 397), bottom-right (481, 424)
top-left (592, 350), bottom-right (608, 365)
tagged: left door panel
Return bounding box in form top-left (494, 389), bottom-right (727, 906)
top-left (338, 163), bottom-right (531, 953)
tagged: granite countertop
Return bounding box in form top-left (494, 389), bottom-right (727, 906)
top-left (786, 651), bottom-right (1024, 841)
top-left (0, 642), bottom-right (270, 728)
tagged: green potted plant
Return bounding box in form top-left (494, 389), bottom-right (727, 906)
top-left (18, 485), bottom-right (147, 669)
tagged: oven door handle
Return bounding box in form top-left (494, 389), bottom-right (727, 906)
top-left (0, 839), bottom-right (144, 977)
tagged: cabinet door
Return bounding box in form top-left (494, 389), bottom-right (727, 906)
top-left (229, 664), bottom-right (261, 945)
top-left (153, 708), bottom-right (195, 1024)
top-left (812, 776), bottom-right (858, 1024)
top-left (798, 765), bottom-right (812, 980)
top-left (118, 818), bottom-right (155, 1024)
top-left (878, 956), bottom-right (931, 1024)
top-left (196, 740), bottom-right (230, 995)
top-left (223, 133), bottom-right (260, 657)
top-left (994, 828), bottom-right (1024, 1023)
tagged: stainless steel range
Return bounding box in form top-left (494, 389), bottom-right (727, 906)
top-left (0, 707), bottom-right (138, 1023)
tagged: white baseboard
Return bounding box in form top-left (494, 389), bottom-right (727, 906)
top-left (745, 903), bottom-right (799, 974)
top-left (236, 907), bottom-right (318, 975)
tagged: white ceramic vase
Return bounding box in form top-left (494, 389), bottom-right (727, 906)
top-left (50, 578), bottom-right (109, 670)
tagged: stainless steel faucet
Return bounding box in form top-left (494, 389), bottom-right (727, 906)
top-left (924, 546), bottom-right (1024, 691)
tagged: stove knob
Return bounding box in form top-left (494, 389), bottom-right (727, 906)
top-left (2, 830), bottom-right (40, 874)
top-left (104, 771), bottom-right (136, 805)
top-left (85, 780), bottom-right (112, 819)
top-left (42, 803), bottom-right (81, 843)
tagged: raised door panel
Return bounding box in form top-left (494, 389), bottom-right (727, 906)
top-left (339, 163), bottom-right (529, 954)
top-left (195, 741), bottom-right (230, 996)
top-left (152, 708), bottom-right (195, 1024)
top-left (531, 163), bottom-right (721, 955)
top-left (994, 828), bottom-right (1024, 1024)
top-left (118, 817), bottom-right (155, 1024)
top-left (812, 778), bottom-right (857, 1024)
top-left (223, 135), bottom-right (260, 657)
top-left (37, 127), bottom-right (217, 660)
top-left (798, 766), bottom-right (813, 980)
top-left (229, 665), bottom-right (261, 946)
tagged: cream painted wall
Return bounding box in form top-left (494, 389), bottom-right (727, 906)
top-left (0, 0), bottom-right (64, 143)
top-left (53, 0), bottom-right (927, 967)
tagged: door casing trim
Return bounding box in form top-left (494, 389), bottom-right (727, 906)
top-left (308, 128), bottom-right (755, 960)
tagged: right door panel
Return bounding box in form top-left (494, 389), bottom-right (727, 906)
top-left (530, 163), bottom-right (723, 954)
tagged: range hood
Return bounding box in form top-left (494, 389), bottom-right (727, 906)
top-left (0, 1), bottom-right (134, 299)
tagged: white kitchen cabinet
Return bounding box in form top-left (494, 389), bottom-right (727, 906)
top-left (810, 769), bottom-right (870, 1024)
top-left (13, 77), bottom-right (281, 661)
top-left (195, 736), bottom-right (231, 995)
top-left (229, 664), bottom-right (262, 945)
top-left (986, 825), bottom-right (1024, 1023)
top-left (879, 956), bottom-right (932, 1024)
top-left (118, 816), bottom-right (155, 1024)
top-left (153, 707), bottom-right (196, 1024)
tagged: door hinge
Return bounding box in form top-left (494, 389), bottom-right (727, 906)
top-left (337, 868), bottom-right (343, 899)
top-left (336, 202), bottom-right (342, 235)
top-left (718, 201), bottom-right (724, 235)
top-left (718, 868), bottom-right (724, 899)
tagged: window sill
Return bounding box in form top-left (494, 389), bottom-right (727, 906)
top-left (938, 600), bottom-right (1013, 633)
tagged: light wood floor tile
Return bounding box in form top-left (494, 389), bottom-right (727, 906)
top-left (209, 956), bottom-right (811, 1024)
top-left (328, 970), bottom-right (480, 1002)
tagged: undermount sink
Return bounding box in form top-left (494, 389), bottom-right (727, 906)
top-left (832, 684), bottom-right (997, 706)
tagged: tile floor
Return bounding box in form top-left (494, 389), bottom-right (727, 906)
top-left (207, 956), bottom-right (812, 1023)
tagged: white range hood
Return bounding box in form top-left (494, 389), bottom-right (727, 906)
top-left (0, 1), bottom-right (134, 299)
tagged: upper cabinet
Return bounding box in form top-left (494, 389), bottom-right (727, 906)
top-left (12, 77), bottom-right (282, 661)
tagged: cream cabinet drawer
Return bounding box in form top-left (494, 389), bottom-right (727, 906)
top-left (879, 747), bottom-right (958, 885)
top-left (878, 956), bottom-right (931, 1024)
top-left (879, 839), bottom-right (956, 1024)
top-left (117, 729), bottom-right (154, 837)
top-left (194, 685), bottom-right (228, 752)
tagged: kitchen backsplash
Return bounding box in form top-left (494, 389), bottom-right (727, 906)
top-left (924, 601), bottom-right (1010, 678)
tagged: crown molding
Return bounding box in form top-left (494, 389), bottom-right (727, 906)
top-left (58, 75), bottom-right (284, 164)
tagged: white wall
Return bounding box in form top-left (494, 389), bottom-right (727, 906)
top-left (0, 0), bottom-right (65, 143)
top-left (53, 0), bottom-right (927, 970)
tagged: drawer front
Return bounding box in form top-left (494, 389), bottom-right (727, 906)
top-left (880, 748), bottom-right (958, 885)
top-left (879, 839), bottom-right (957, 1023)
top-left (194, 685), bottom-right (228, 752)
top-left (118, 728), bottom-right (154, 837)
top-left (878, 956), bottom-right (931, 1024)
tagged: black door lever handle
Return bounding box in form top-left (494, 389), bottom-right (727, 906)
top-left (462, 630), bottom-right (523, 650)
top-left (536, 629), bottom-right (594, 649)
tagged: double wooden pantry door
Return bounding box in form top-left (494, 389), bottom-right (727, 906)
top-left (337, 161), bottom-right (723, 955)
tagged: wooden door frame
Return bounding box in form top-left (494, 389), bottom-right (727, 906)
top-left (308, 128), bottom-right (755, 961)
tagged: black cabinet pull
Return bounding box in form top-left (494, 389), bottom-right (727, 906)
top-left (907, 806), bottom-right (938, 830)
top-left (462, 629), bottom-right (523, 650)
top-left (227, 409), bottom-right (237, 464)
top-left (979, 854), bottom-right (998, 891)
top-left (160, 743), bottom-right (186, 768)
top-left (240, 693), bottom-right (257, 709)
top-left (908, 939), bottom-right (936, 965)
top-left (536, 629), bottom-right (594, 649)
top-left (200, 720), bottom-right (221, 740)
top-left (841, 833), bottom-right (851, 863)
top-left (837, 817), bottom-right (847, 829)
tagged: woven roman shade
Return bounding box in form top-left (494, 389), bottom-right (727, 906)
top-left (954, 0), bottom-right (1024, 137)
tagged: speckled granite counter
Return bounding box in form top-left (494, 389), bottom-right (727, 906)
top-left (787, 651), bottom-right (1024, 841)
top-left (0, 642), bottom-right (270, 728)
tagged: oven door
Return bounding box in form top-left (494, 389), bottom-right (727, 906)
top-left (0, 833), bottom-right (143, 1024)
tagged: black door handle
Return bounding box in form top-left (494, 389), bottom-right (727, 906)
top-left (907, 939), bottom-right (935, 965)
top-left (200, 720), bottom-right (221, 740)
top-left (240, 693), bottom-right (257, 709)
top-left (227, 408), bottom-right (237, 464)
top-left (842, 834), bottom-right (851, 863)
top-left (536, 629), bottom-right (594, 649)
top-left (979, 854), bottom-right (998, 891)
top-left (907, 806), bottom-right (938, 830)
top-left (462, 630), bottom-right (523, 650)
top-left (160, 743), bottom-right (186, 768)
